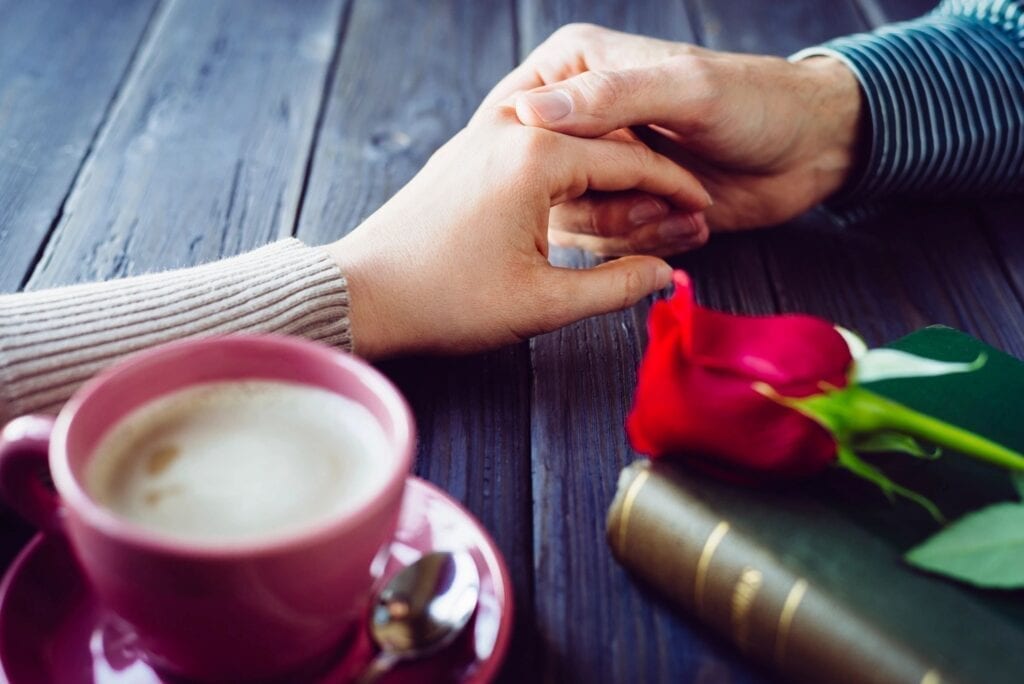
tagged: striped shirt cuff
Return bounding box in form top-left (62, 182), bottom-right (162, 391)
top-left (793, 15), bottom-right (1024, 205)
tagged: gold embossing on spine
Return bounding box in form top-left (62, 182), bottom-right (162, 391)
top-left (774, 578), bottom-right (808, 667)
top-left (731, 568), bottom-right (763, 652)
top-left (615, 468), bottom-right (650, 553)
top-left (695, 521), bottom-right (730, 615)
top-left (920, 669), bottom-right (942, 684)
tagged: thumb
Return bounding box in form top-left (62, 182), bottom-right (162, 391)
top-left (546, 256), bottom-right (673, 326)
top-left (515, 65), bottom-right (679, 137)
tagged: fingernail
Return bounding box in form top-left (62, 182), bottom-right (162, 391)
top-left (658, 214), bottom-right (702, 240)
top-left (704, 190), bottom-right (714, 208)
top-left (520, 91), bottom-right (573, 123)
top-left (628, 199), bottom-right (668, 226)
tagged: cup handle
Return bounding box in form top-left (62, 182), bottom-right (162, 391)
top-left (0, 415), bottom-right (62, 533)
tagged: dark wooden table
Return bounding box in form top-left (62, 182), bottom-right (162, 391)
top-left (2, 0), bottom-right (1021, 682)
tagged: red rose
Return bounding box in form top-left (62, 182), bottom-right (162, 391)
top-left (626, 271), bottom-right (853, 478)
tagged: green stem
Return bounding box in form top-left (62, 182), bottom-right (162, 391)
top-left (835, 447), bottom-right (945, 522)
top-left (843, 387), bottom-right (1024, 472)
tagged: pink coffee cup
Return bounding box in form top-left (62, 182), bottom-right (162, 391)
top-left (0, 334), bottom-right (415, 681)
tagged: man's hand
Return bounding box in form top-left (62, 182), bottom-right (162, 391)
top-left (325, 105), bottom-right (711, 359)
top-left (483, 24), bottom-right (864, 256)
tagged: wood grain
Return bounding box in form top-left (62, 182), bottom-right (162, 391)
top-left (856, 0), bottom-right (936, 25)
top-left (0, 0), bottom-right (158, 292)
top-left (690, 0), bottom-right (864, 55)
top-left (25, 0), bottom-right (348, 289)
top-left (519, 4), bottom-right (766, 683)
top-left (0, 2), bottom-right (1019, 683)
top-left (296, 0), bottom-right (518, 243)
top-left (977, 199), bottom-right (1024, 349)
top-left (293, 3), bottom-right (536, 682)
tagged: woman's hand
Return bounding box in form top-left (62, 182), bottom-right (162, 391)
top-left (324, 105), bottom-right (711, 359)
top-left (482, 24), bottom-right (864, 255)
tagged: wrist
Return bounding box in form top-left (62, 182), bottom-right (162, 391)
top-left (796, 56), bottom-right (865, 204)
top-left (322, 233), bottom-right (392, 360)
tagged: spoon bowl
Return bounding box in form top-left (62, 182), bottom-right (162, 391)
top-left (356, 550), bottom-right (481, 683)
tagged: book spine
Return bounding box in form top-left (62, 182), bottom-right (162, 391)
top-left (606, 461), bottom-right (951, 684)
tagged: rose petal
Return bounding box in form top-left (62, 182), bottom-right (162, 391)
top-left (627, 271), bottom-right (843, 479)
top-left (669, 271), bottom-right (851, 393)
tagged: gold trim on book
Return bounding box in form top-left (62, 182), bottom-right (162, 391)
top-left (616, 468), bottom-right (650, 553)
top-left (920, 669), bottom-right (942, 684)
top-left (731, 567), bottom-right (763, 652)
top-left (774, 578), bottom-right (808, 667)
top-left (695, 521), bottom-right (730, 615)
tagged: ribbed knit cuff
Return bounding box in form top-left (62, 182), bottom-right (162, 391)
top-left (0, 239), bottom-right (351, 423)
top-left (793, 14), bottom-right (1024, 206)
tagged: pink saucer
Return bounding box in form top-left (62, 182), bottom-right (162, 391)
top-left (0, 477), bottom-right (513, 683)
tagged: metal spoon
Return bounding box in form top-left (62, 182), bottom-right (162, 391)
top-left (355, 550), bottom-right (481, 684)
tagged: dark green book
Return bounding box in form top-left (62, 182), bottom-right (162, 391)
top-left (607, 327), bottom-right (1024, 684)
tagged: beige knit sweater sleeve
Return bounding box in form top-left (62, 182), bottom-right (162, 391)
top-left (0, 239), bottom-right (351, 426)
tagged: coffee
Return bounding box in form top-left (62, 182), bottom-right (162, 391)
top-left (86, 380), bottom-right (391, 542)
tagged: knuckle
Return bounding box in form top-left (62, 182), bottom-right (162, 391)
top-left (615, 140), bottom-right (652, 174)
top-left (665, 54), bottom-right (720, 127)
top-left (669, 54), bottom-right (714, 88)
top-left (619, 267), bottom-right (647, 308)
top-left (578, 69), bottom-right (631, 109)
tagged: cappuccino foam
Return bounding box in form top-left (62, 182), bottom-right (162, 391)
top-left (86, 380), bottom-right (392, 543)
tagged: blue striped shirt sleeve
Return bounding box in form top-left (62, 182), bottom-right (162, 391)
top-left (792, 0), bottom-right (1024, 204)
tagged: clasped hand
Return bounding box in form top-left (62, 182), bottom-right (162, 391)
top-left (329, 104), bottom-right (709, 358)
top-left (491, 24), bottom-right (862, 248)
top-left (331, 24), bottom-right (863, 358)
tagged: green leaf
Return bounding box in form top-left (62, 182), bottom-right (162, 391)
top-left (854, 349), bottom-right (985, 385)
top-left (905, 503), bottom-right (1024, 589)
top-left (853, 432), bottom-right (940, 459)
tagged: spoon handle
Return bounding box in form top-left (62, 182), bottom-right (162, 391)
top-left (354, 651), bottom-right (400, 684)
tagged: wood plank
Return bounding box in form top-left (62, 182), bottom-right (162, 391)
top-left (690, 0), bottom-right (865, 54)
top-left (976, 199), bottom-right (1024, 356)
top-left (0, 0), bottom-right (158, 292)
top-left (292, 3), bottom-right (537, 682)
top-left (377, 351), bottom-right (533, 684)
top-left (519, 4), bottom-right (768, 683)
top-left (898, 204), bottom-right (1024, 357)
top-left (856, 0), bottom-right (936, 25)
top-left (766, 205), bottom-right (1024, 354)
top-left (25, 0), bottom-right (347, 289)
